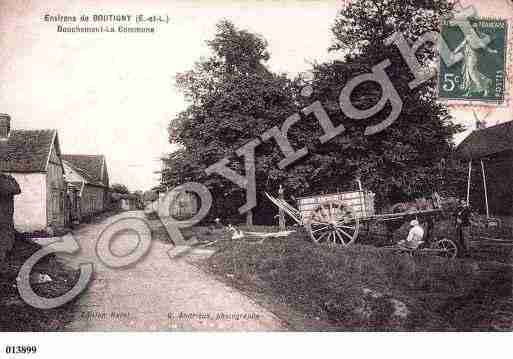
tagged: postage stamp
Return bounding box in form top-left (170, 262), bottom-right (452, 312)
top-left (438, 17), bottom-right (508, 103)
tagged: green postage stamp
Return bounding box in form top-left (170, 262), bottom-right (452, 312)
top-left (438, 18), bottom-right (508, 103)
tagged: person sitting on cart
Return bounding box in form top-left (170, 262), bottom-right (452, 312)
top-left (397, 219), bottom-right (425, 249)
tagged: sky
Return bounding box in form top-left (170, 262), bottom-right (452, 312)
top-left (0, 0), bottom-right (341, 191)
top-left (1, 0), bottom-right (511, 191)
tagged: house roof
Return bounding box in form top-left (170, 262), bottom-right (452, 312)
top-left (456, 120), bottom-right (513, 160)
top-left (0, 173), bottom-right (21, 195)
top-left (61, 154), bottom-right (107, 186)
top-left (0, 129), bottom-right (57, 172)
top-left (62, 160), bottom-right (97, 186)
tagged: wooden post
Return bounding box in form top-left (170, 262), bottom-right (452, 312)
top-left (356, 177), bottom-right (363, 191)
top-left (356, 178), bottom-right (365, 217)
top-left (480, 160), bottom-right (490, 218)
top-left (466, 161), bottom-right (472, 205)
top-left (278, 185), bottom-right (285, 231)
top-left (246, 209), bottom-right (253, 227)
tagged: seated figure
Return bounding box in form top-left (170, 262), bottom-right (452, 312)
top-left (397, 219), bottom-right (425, 250)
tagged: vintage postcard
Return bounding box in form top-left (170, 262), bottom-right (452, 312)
top-left (0, 0), bottom-right (512, 356)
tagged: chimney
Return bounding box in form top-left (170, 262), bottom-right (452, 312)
top-left (0, 114), bottom-right (11, 140)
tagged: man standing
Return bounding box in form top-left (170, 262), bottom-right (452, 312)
top-left (456, 200), bottom-right (472, 255)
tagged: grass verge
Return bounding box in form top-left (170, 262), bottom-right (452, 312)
top-left (203, 230), bottom-right (512, 331)
top-left (0, 237), bottom-right (80, 331)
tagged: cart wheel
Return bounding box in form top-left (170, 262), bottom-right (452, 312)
top-left (306, 201), bottom-right (359, 246)
top-left (433, 238), bottom-right (458, 259)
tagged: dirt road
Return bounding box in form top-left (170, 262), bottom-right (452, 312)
top-left (61, 211), bottom-right (286, 331)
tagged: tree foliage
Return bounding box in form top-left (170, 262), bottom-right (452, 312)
top-left (331, 0), bottom-right (453, 56)
top-left (110, 183), bottom-right (129, 195)
top-left (298, 0), bottom-right (465, 205)
top-left (165, 4), bottom-right (466, 223)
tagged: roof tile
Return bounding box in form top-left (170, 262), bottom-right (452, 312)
top-left (0, 129), bottom-right (56, 172)
top-left (61, 154), bottom-right (107, 186)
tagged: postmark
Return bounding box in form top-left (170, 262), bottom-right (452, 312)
top-left (438, 17), bottom-right (508, 103)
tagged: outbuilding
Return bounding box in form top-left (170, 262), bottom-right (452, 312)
top-left (0, 114), bottom-right (68, 233)
top-left (456, 120), bottom-right (513, 218)
top-left (62, 154), bottom-right (110, 221)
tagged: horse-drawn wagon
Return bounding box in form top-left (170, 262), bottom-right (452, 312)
top-left (266, 182), bottom-right (461, 258)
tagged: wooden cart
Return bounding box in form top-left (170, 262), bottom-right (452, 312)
top-left (266, 187), bottom-right (460, 258)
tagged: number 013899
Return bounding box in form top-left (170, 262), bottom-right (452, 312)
top-left (5, 345), bottom-right (38, 354)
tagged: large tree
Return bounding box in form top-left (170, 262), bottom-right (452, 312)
top-left (166, 20), bottom-right (301, 223)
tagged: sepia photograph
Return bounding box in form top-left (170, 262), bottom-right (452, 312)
top-left (0, 0), bottom-right (512, 356)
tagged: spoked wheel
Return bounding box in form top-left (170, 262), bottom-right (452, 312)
top-left (305, 200), bottom-right (359, 246)
top-left (433, 238), bottom-right (458, 259)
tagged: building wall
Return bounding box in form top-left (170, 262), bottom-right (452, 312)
top-left (102, 188), bottom-right (109, 211)
top-left (100, 161), bottom-right (109, 211)
top-left (7, 173), bottom-right (47, 232)
top-left (46, 149), bottom-right (66, 229)
top-left (469, 151), bottom-right (513, 216)
top-left (68, 188), bottom-right (81, 222)
top-left (80, 185), bottom-right (105, 217)
top-left (121, 199), bottom-right (130, 211)
top-left (483, 152), bottom-right (513, 216)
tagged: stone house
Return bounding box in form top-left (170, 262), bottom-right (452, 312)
top-left (62, 154), bottom-right (109, 220)
top-left (0, 114), bottom-right (68, 233)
